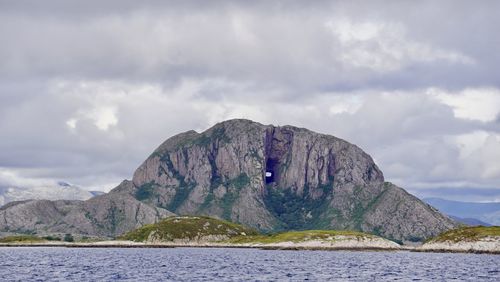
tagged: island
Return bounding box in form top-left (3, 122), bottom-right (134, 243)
top-left (2, 216), bottom-right (498, 254)
top-left (417, 226), bottom-right (500, 254)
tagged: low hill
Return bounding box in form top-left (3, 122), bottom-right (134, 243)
top-left (119, 216), bottom-right (258, 243)
top-left (419, 226), bottom-right (500, 253)
top-left (229, 230), bottom-right (401, 250)
top-left (425, 226), bottom-right (500, 243)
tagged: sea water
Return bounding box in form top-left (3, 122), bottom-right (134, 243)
top-left (0, 247), bottom-right (498, 281)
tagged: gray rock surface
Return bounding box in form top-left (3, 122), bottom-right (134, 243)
top-left (0, 180), bottom-right (172, 238)
top-left (0, 119), bottom-right (458, 242)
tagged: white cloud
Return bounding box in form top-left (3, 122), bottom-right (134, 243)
top-left (455, 132), bottom-right (500, 179)
top-left (327, 95), bottom-right (363, 115)
top-left (429, 88), bottom-right (500, 122)
top-left (65, 106), bottom-right (119, 132)
top-left (0, 167), bottom-right (58, 190)
top-left (66, 118), bottom-right (77, 129)
top-left (90, 106), bottom-right (118, 131)
top-left (325, 19), bottom-right (474, 72)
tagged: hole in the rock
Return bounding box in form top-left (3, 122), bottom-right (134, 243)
top-left (265, 158), bottom-right (278, 184)
top-left (265, 171), bottom-right (273, 183)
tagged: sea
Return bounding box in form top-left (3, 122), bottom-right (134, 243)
top-left (0, 247), bottom-right (498, 281)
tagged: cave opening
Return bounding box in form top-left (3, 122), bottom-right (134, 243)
top-left (265, 158), bottom-right (278, 184)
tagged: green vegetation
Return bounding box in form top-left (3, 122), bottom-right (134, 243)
top-left (64, 233), bottom-right (74, 242)
top-left (42, 235), bottom-right (61, 241)
top-left (135, 182), bottom-right (157, 201)
top-left (231, 173), bottom-right (250, 189)
top-left (220, 173), bottom-right (250, 219)
top-left (197, 173), bottom-right (251, 220)
top-left (148, 153), bottom-right (197, 212)
top-left (188, 127), bottom-right (231, 148)
top-left (263, 183), bottom-right (333, 230)
top-left (210, 127), bottom-right (231, 144)
top-left (0, 235), bottom-right (45, 243)
top-left (229, 230), bottom-right (374, 244)
top-left (192, 134), bottom-right (212, 147)
top-left (119, 216), bottom-right (259, 242)
top-left (119, 215), bottom-right (379, 245)
top-left (427, 226), bottom-right (500, 243)
top-left (167, 183), bottom-right (196, 211)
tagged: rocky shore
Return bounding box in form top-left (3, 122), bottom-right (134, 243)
top-left (416, 226), bottom-right (500, 254)
top-left (0, 238), bottom-right (400, 251)
top-left (1, 238), bottom-right (499, 254)
top-left (416, 237), bottom-right (500, 254)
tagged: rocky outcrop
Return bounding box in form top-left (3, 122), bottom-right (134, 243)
top-left (418, 238), bottom-right (500, 254)
top-left (244, 236), bottom-right (402, 250)
top-left (417, 226), bottom-right (500, 254)
top-left (0, 119), bottom-right (458, 242)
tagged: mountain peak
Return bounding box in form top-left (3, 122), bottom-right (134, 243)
top-left (131, 119), bottom-right (457, 242)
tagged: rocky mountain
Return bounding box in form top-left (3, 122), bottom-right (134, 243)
top-left (448, 216), bottom-right (491, 227)
top-left (0, 119), bottom-right (458, 242)
top-left (0, 181), bottom-right (173, 238)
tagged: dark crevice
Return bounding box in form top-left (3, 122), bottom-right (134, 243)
top-left (263, 127), bottom-right (293, 186)
top-left (265, 158), bottom-right (278, 184)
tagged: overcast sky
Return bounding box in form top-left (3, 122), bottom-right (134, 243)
top-left (1, 1), bottom-right (499, 202)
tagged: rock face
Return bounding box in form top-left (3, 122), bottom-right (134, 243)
top-left (0, 119), bottom-right (458, 242)
top-left (0, 180), bottom-right (172, 238)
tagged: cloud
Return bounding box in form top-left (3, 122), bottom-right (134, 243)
top-left (429, 88), bottom-right (500, 122)
top-left (457, 132), bottom-right (500, 179)
top-left (0, 1), bottom-right (499, 202)
top-left (67, 106), bottom-right (119, 131)
top-left (325, 19), bottom-right (473, 72)
top-left (0, 168), bottom-right (55, 189)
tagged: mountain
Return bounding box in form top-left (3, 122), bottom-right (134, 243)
top-left (0, 182), bottom-right (99, 207)
top-left (448, 216), bottom-right (491, 226)
top-left (424, 198), bottom-right (500, 226)
top-left (0, 119), bottom-right (458, 242)
top-left (0, 180), bottom-right (173, 238)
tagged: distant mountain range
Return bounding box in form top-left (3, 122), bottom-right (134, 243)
top-left (0, 181), bottom-right (103, 206)
top-left (424, 198), bottom-right (500, 226)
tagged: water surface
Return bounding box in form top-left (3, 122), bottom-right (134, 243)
top-left (0, 247), bottom-right (498, 281)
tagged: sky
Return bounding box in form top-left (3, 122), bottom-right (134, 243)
top-left (0, 0), bottom-right (499, 202)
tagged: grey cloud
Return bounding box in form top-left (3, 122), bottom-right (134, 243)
top-left (0, 1), bottom-right (499, 201)
top-left (1, 1), bottom-right (497, 94)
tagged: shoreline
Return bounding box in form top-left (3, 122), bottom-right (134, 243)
top-left (0, 242), bottom-right (498, 254)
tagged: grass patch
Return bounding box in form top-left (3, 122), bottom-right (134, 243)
top-left (228, 230), bottom-right (374, 244)
top-left (0, 235), bottom-right (45, 243)
top-left (42, 235), bottom-right (61, 241)
top-left (119, 216), bottom-right (259, 242)
top-left (427, 226), bottom-right (500, 243)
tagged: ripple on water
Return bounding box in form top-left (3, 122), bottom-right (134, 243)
top-left (0, 247), bottom-right (498, 281)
